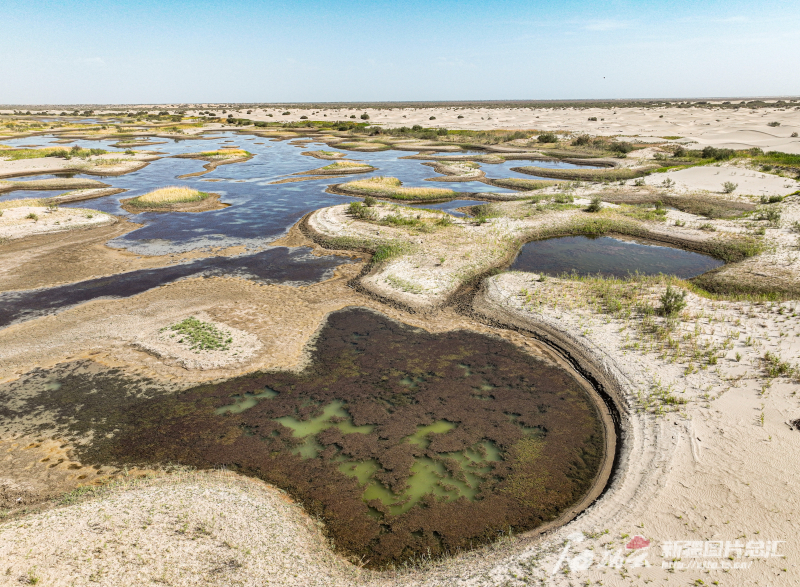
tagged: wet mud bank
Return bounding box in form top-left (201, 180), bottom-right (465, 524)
top-left (0, 246), bottom-right (352, 328)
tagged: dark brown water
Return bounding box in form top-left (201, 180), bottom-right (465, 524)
top-left (0, 308), bottom-right (606, 568)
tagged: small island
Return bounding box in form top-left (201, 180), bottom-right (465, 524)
top-left (120, 186), bottom-right (227, 213)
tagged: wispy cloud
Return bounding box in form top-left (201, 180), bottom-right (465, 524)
top-left (583, 19), bottom-right (632, 31)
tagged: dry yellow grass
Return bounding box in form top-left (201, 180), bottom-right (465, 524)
top-left (199, 148), bottom-right (250, 159)
top-left (322, 160), bottom-right (370, 170)
top-left (132, 186), bottom-right (208, 206)
top-left (343, 176), bottom-right (458, 201)
top-left (0, 198), bottom-right (48, 211)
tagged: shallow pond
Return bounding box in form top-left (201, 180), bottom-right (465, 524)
top-left (1, 308), bottom-right (607, 567)
top-left (3, 136), bottom-right (517, 255)
top-left (509, 235), bottom-right (724, 278)
top-left (478, 158), bottom-right (600, 180)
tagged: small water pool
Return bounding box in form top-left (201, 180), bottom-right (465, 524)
top-left (509, 235), bottom-right (723, 279)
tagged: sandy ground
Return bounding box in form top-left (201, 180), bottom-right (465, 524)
top-left (643, 163), bottom-right (800, 197)
top-left (181, 105), bottom-right (800, 153)
top-left (133, 311), bottom-right (263, 370)
top-left (0, 152), bottom-right (159, 179)
top-left (0, 471), bottom-right (361, 587)
top-left (0, 205), bottom-right (115, 240)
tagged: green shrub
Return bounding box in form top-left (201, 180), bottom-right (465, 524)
top-left (347, 201), bottom-right (376, 220)
top-left (588, 117), bottom-right (597, 121)
top-left (722, 181), bottom-right (737, 193)
top-left (767, 121), bottom-right (781, 127)
top-left (363, 195), bottom-right (377, 207)
top-left (700, 146), bottom-right (734, 161)
top-left (755, 207), bottom-right (781, 226)
top-left (429, 116), bottom-right (436, 120)
top-left (610, 141), bottom-right (634, 154)
top-left (537, 132), bottom-right (558, 143)
top-left (469, 203), bottom-right (498, 219)
top-left (763, 351), bottom-right (797, 378)
top-left (361, 113), bottom-right (369, 120)
top-left (585, 197), bottom-right (602, 212)
top-left (26, 212), bottom-right (38, 221)
top-left (659, 285), bottom-right (687, 317)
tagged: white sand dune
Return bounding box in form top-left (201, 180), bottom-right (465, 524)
top-left (644, 164), bottom-right (800, 196)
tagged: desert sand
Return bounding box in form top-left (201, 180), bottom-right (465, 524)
top-left (175, 103), bottom-right (800, 153)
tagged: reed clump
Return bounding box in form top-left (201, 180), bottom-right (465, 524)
top-left (198, 149), bottom-right (250, 159)
top-left (341, 176), bottom-right (459, 201)
top-left (321, 160), bottom-right (371, 170)
top-left (126, 186), bottom-right (210, 208)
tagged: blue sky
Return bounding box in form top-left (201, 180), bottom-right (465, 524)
top-left (2, 0), bottom-right (799, 104)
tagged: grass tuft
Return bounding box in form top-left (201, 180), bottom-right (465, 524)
top-left (161, 317), bottom-right (233, 352)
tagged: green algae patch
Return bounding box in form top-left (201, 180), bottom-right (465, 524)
top-left (2, 309), bottom-right (607, 568)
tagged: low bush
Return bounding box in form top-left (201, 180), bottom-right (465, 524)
top-left (722, 181), bottom-right (738, 193)
top-left (537, 132), bottom-right (558, 143)
top-left (659, 285), bottom-right (687, 317)
top-left (700, 146), bottom-right (735, 161)
top-left (609, 141), bottom-right (634, 154)
top-left (585, 197), bottom-right (602, 212)
top-left (755, 207), bottom-right (781, 226)
top-left (347, 201), bottom-right (377, 220)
